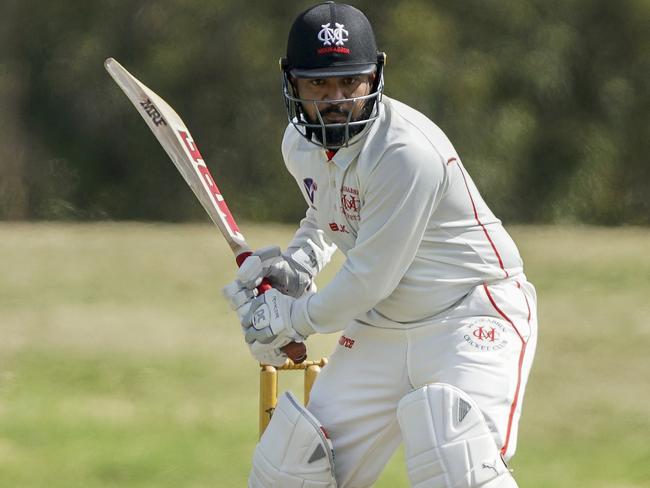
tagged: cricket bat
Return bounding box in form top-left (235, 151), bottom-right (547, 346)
top-left (104, 57), bottom-right (307, 363)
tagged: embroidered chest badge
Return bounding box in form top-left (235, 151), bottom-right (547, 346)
top-left (340, 186), bottom-right (361, 221)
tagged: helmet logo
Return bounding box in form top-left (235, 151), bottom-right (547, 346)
top-left (318, 23), bottom-right (349, 47)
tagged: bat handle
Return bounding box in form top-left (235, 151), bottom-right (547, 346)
top-left (257, 280), bottom-right (273, 294)
top-left (236, 253), bottom-right (307, 364)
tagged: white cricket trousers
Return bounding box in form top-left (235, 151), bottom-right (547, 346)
top-left (306, 277), bottom-right (538, 488)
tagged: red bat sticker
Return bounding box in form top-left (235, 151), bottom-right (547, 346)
top-left (178, 130), bottom-right (241, 237)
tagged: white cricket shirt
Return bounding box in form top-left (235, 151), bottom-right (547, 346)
top-left (285, 96), bottom-right (524, 335)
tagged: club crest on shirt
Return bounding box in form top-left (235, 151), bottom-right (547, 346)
top-left (462, 318), bottom-right (509, 352)
top-left (303, 178), bottom-right (318, 204)
top-left (340, 186), bottom-right (360, 221)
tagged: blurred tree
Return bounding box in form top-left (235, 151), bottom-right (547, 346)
top-left (0, 0), bottom-right (648, 224)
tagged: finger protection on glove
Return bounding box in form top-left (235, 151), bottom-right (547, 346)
top-left (222, 280), bottom-right (258, 310)
top-left (237, 245), bottom-right (314, 298)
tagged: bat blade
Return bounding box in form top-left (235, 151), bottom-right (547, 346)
top-left (104, 57), bottom-right (248, 256)
top-left (105, 58), bottom-right (307, 364)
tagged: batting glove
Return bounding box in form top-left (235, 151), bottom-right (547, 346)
top-left (248, 341), bottom-right (290, 367)
top-left (222, 279), bottom-right (257, 325)
top-left (222, 280), bottom-right (291, 365)
top-left (242, 288), bottom-right (313, 347)
top-left (222, 283), bottom-right (288, 364)
top-left (238, 246), bottom-right (317, 298)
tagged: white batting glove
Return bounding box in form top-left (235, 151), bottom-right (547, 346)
top-left (248, 341), bottom-right (289, 367)
top-left (222, 279), bottom-right (257, 323)
top-left (222, 280), bottom-right (289, 365)
top-left (242, 288), bottom-right (312, 346)
top-left (238, 246), bottom-right (317, 298)
top-left (223, 253), bottom-right (316, 365)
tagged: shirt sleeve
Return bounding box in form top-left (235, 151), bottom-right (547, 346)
top-left (281, 125), bottom-right (338, 276)
top-left (285, 206), bottom-right (338, 277)
top-left (291, 142), bottom-right (448, 336)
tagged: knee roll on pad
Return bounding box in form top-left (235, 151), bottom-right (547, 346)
top-left (397, 384), bottom-right (517, 488)
top-left (249, 391), bottom-right (337, 488)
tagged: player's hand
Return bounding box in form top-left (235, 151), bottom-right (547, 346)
top-left (237, 245), bottom-right (316, 298)
top-left (222, 277), bottom-right (258, 323)
top-left (223, 260), bottom-right (312, 365)
top-left (242, 289), bottom-right (309, 347)
top-left (247, 341), bottom-right (289, 367)
top-left (223, 279), bottom-right (309, 362)
top-left (223, 279), bottom-right (293, 365)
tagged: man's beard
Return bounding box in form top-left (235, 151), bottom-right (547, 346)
top-left (305, 99), bottom-right (375, 148)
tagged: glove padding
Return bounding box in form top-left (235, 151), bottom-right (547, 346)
top-left (222, 282), bottom-right (309, 366)
top-left (242, 288), bottom-right (307, 346)
top-left (238, 245), bottom-right (316, 299)
top-left (248, 341), bottom-right (290, 367)
top-left (222, 283), bottom-right (299, 366)
top-left (223, 248), bottom-right (314, 366)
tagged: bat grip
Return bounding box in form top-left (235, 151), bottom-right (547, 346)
top-left (236, 252), bottom-right (307, 364)
top-left (257, 280), bottom-right (273, 294)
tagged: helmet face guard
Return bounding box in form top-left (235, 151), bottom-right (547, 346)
top-left (281, 56), bottom-right (385, 150)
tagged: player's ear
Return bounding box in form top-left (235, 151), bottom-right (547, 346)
top-left (280, 56), bottom-right (299, 96)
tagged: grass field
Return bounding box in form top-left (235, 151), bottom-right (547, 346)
top-left (1, 223), bottom-right (649, 487)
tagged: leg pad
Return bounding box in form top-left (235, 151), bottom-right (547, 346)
top-left (397, 383), bottom-right (517, 488)
top-left (249, 391), bottom-right (337, 488)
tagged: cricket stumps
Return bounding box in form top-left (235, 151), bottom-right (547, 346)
top-left (259, 357), bottom-right (328, 437)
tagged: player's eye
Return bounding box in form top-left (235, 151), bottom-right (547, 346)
top-left (310, 79), bottom-right (326, 86)
top-left (342, 77), bottom-right (359, 86)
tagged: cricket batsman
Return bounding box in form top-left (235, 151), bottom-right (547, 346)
top-left (223, 2), bottom-right (538, 487)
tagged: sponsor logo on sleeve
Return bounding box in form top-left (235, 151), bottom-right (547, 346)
top-left (338, 335), bottom-right (355, 349)
top-left (303, 178), bottom-right (318, 204)
top-left (329, 222), bottom-right (350, 233)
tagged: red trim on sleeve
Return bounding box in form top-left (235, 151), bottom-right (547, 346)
top-left (457, 164), bottom-right (509, 278)
top-left (483, 283), bottom-right (527, 457)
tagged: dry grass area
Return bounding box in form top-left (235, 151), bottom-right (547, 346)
top-left (0, 223), bottom-right (648, 487)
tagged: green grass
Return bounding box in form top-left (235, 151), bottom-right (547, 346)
top-left (1, 223), bottom-right (649, 487)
